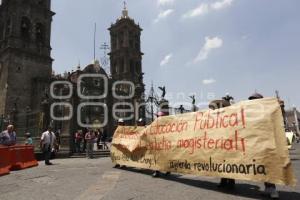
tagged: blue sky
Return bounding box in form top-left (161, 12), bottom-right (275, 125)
top-left (51, 0), bottom-right (300, 110)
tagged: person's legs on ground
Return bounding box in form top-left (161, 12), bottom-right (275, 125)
top-left (152, 170), bottom-right (160, 177)
top-left (86, 143), bottom-right (90, 158)
top-left (75, 142), bottom-right (79, 153)
top-left (103, 141), bottom-right (108, 150)
top-left (218, 178), bottom-right (235, 189)
top-left (44, 149), bottom-right (48, 164)
top-left (264, 182), bottom-right (279, 199)
top-left (86, 142), bottom-right (93, 159)
top-left (44, 147), bottom-right (52, 165)
top-left (114, 164), bottom-right (120, 168)
top-left (218, 178), bottom-right (227, 188)
top-left (83, 140), bottom-right (86, 152)
top-left (227, 179), bottom-right (235, 189)
top-left (90, 143), bottom-right (94, 158)
top-left (79, 141), bottom-right (82, 152)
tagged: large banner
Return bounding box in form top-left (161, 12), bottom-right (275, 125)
top-left (111, 98), bottom-right (297, 186)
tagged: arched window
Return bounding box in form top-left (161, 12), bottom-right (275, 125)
top-left (36, 23), bottom-right (45, 44)
top-left (21, 17), bottom-right (31, 39)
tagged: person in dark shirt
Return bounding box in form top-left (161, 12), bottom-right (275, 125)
top-left (101, 129), bottom-right (109, 150)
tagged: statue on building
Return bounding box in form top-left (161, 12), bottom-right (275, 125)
top-left (190, 95), bottom-right (196, 105)
top-left (222, 93), bottom-right (234, 104)
top-left (189, 95), bottom-right (197, 112)
top-left (158, 86), bottom-right (166, 99)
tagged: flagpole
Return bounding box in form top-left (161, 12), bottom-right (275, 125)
top-left (93, 23), bottom-right (96, 62)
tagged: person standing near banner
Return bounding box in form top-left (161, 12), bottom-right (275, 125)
top-left (114, 119), bottom-right (125, 168)
top-left (209, 98), bottom-right (236, 189)
top-left (248, 93), bottom-right (279, 199)
top-left (40, 126), bottom-right (56, 165)
top-left (152, 112), bottom-right (171, 178)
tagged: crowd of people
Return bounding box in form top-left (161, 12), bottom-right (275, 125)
top-left (0, 125), bottom-right (59, 165)
top-left (0, 125), bottom-right (37, 147)
top-left (0, 123), bottom-right (110, 164)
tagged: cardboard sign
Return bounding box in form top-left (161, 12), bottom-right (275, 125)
top-left (111, 98), bottom-right (296, 186)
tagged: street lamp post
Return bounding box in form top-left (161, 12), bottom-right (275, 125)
top-left (134, 83), bottom-right (144, 125)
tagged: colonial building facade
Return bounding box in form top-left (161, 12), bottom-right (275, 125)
top-left (0, 1), bottom-right (145, 153)
top-left (0, 0), bottom-right (54, 136)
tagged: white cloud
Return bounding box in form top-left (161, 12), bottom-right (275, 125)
top-left (154, 9), bottom-right (174, 23)
top-left (211, 0), bottom-right (233, 10)
top-left (193, 37), bottom-right (223, 63)
top-left (160, 53), bottom-right (173, 66)
top-left (182, 4), bottom-right (209, 19)
top-left (182, 0), bottom-right (234, 19)
top-left (203, 79), bottom-right (216, 85)
top-left (157, 0), bottom-right (175, 6)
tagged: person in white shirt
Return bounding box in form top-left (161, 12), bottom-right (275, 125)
top-left (40, 126), bottom-right (56, 165)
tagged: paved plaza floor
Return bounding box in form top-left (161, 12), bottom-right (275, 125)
top-left (1, 143), bottom-right (300, 200)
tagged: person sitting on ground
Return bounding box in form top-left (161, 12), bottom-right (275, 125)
top-left (0, 124), bottom-right (17, 146)
top-left (24, 132), bottom-right (33, 145)
top-left (248, 92), bottom-right (279, 199)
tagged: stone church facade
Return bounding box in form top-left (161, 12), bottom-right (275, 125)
top-left (0, 0), bottom-right (145, 153)
top-left (0, 0), bottom-right (54, 136)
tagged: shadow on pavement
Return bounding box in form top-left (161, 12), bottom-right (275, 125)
top-left (118, 167), bottom-right (300, 200)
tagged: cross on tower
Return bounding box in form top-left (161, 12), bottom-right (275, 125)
top-left (100, 42), bottom-right (110, 55)
top-left (100, 42), bottom-right (110, 68)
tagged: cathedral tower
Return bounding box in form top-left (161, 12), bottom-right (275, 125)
top-left (0, 0), bottom-right (54, 132)
top-left (108, 4), bottom-right (145, 125)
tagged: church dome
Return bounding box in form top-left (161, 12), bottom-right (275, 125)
top-left (83, 60), bottom-right (107, 76)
